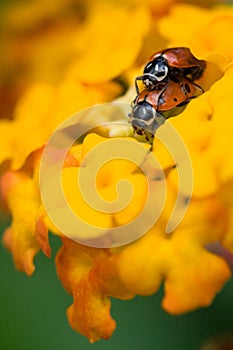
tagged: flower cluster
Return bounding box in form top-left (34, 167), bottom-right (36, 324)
top-left (1, 0), bottom-right (233, 343)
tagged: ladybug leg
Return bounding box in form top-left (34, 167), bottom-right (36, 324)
top-left (184, 76), bottom-right (205, 96)
top-left (178, 78), bottom-right (189, 100)
top-left (189, 80), bottom-right (205, 94)
top-left (156, 84), bottom-right (168, 109)
top-left (191, 65), bottom-right (205, 81)
top-left (185, 64), bottom-right (206, 81)
top-left (192, 66), bottom-right (201, 80)
top-left (179, 77), bottom-right (204, 101)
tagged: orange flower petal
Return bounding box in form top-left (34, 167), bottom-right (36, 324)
top-left (35, 216), bottom-right (51, 258)
top-left (1, 171), bottom-right (41, 275)
top-left (56, 238), bottom-right (132, 342)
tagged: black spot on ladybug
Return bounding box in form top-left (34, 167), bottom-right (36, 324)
top-left (185, 83), bottom-right (191, 93)
top-left (173, 97), bottom-right (178, 102)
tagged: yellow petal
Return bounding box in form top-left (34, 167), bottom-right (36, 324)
top-left (163, 249), bottom-right (231, 314)
top-left (68, 2), bottom-right (151, 83)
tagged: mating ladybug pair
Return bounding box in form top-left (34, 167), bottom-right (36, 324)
top-left (129, 47), bottom-right (206, 147)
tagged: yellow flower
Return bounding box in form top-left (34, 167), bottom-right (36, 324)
top-left (0, 0), bottom-right (84, 119)
top-left (158, 3), bottom-right (233, 70)
top-left (67, 2), bottom-right (150, 84)
top-left (0, 0), bottom-right (149, 119)
top-left (1, 0), bottom-right (233, 344)
top-left (62, 134), bottom-right (148, 230)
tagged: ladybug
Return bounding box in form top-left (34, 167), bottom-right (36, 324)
top-left (135, 47), bottom-right (206, 94)
top-left (129, 77), bottom-right (203, 148)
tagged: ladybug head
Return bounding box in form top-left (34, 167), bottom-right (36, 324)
top-left (129, 100), bottom-right (165, 135)
top-left (135, 57), bottom-right (169, 94)
top-left (143, 57), bottom-right (169, 87)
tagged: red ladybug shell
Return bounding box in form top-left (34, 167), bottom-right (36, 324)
top-left (134, 78), bottom-right (201, 112)
top-left (148, 47), bottom-right (206, 72)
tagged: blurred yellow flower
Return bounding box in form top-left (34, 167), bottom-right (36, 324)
top-left (1, 0), bottom-right (233, 344)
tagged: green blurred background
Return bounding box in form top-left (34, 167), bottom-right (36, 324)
top-left (0, 220), bottom-right (233, 350)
